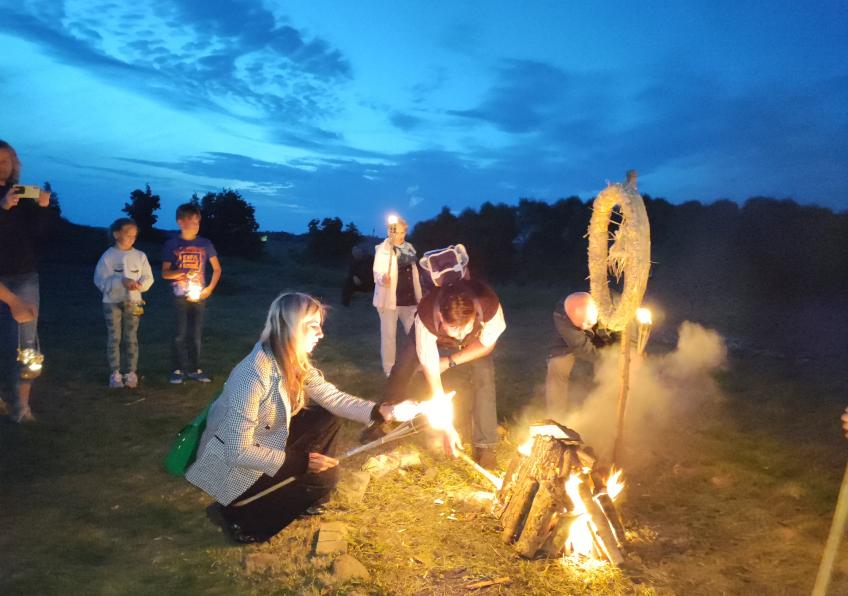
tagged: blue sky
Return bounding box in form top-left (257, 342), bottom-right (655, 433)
top-left (2, 0), bottom-right (846, 231)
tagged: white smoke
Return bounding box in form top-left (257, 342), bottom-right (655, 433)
top-left (547, 321), bottom-right (727, 462)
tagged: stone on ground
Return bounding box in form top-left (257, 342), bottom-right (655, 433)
top-left (336, 470), bottom-right (371, 504)
top-left (314, 521), bottom-right (348, 555)
top-left (331, 554), bottom-right (371, 583)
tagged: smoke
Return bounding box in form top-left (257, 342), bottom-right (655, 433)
top-left (545, 321), bottom-right (727, 462)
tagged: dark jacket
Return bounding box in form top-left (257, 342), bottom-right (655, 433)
top-left (0, 199), bottom-right (56, 277)
top-left (550, 299), bottom-right (618, 360)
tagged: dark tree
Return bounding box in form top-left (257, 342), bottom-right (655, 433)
top-left (306, 217), bottom-right (363, 264)
top-left (123, 184), bottom-right (161, 239)
top-left (194, 189), bottom-right (263, 258)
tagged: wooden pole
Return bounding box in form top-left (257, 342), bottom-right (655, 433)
top-left (611, 323), bottom-right (632, 466)
top-left (812, 460), bottom-right (848, 596)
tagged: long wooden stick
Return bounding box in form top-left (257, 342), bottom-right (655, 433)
top-left (611, 323), bottom-right (632, 466)
top-left (812, 460), bottom-right (848, 596)
top-left (232, 420), bottom-right (423, 508)
top-left (456, 450), bottom-right (503, 490)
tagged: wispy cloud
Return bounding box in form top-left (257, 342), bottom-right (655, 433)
top-left (7, 1), bottom-right (352, 141)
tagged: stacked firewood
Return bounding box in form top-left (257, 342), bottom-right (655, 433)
top-left (495, 422), bottom-right (625, 564)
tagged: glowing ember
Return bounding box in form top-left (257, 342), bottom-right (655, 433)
top-left (420, 391), bottom-right (456, 431)
top-left (636, 307), bottom-right (652, 325)
top-left (606, 467), bottom-right (625, 501)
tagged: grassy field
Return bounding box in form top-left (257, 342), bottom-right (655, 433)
top-left (1, 238), bottom-right (847, 595)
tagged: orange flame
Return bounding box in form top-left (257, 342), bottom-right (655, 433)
top-left (606, 467), bottom-right (625, 501)
top-left (420, 391), bottom-right (456, 432)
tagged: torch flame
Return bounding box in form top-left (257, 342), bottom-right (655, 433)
top-left (420, 391), bottom-right (456, 431)
top-left (606, 467), bottom-right (625, 501)
top-left (585, 298), bottom-right (599, 327)
top-left (390, 400), bottom-right (421, 422)
top-left (636, 307), bottom-right (652, 326)
top-left (387, 214), bottom-right (399, 226)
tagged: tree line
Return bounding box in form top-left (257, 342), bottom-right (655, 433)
top-left (306, 196), bottom-right (847, 312)
top-left (121, 185), bottom-right (263, 258)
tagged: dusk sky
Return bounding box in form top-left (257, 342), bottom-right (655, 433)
top-left (3, 1), bottom-right (846, 232)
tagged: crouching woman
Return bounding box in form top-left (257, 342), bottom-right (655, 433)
top-left (186, 292), bottom-right (396, 543)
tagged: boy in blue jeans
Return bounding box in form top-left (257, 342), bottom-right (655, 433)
top-left (162, 203), bottom-right (222, 384)
top-left (94, 218), bottom-right (154, 388)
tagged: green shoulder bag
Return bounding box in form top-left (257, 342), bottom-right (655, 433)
top-left (164, 397), bottom-right (217, 477)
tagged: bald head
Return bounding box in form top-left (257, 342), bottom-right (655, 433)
top-left (564, 292), bottom-right (598, 330)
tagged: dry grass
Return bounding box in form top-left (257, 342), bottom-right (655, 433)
top-left (2, 244), bottom-right (847, 595)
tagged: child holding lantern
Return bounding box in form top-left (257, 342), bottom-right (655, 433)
top-left (161, 203), bottom-right (221, 384)
top-left (93, 218), bottom-right (154, 388)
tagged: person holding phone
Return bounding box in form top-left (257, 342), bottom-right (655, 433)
top-left (0, 140), bottom-right (56, 422)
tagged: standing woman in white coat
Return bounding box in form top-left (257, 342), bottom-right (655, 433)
top-left (373, 216), bottom-right (422, 376)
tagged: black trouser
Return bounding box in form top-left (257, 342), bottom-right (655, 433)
top-left (220, 405), bottom-right (341, 541)
top-left (172, 297), bottom-right (205, 371)
top-left (383, 332), bottom-right (421, 404)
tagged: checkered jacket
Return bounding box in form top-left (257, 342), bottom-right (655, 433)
top-left (185, 342), bottom-right (375, 506)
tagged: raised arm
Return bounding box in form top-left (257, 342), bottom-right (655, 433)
top-left (304, 369), bottom-right (376, 424)
top-left (415, 318), bottom-right (445, 397)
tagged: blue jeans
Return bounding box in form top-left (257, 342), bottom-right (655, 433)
top-left (103, 302), bottom-right (140, 373)
top-left (173, 297), bottom-right (205, 372)
top-left (0, 273), bottom-right (40, 390)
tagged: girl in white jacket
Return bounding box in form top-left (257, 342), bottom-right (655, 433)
top-left (93, 218), bottom-right (153, 388)
top-left (373, 216), bottom-right (422, 376)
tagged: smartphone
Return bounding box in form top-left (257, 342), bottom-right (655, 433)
top-left (12, 185), bottom-right (41, 199)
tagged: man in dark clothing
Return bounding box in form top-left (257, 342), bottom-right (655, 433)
top-left (546, 292), bottom-right (618, 416)
top-left (380, 279), bottom-right (506, 468)
top-left (341, 245), bottom-right (374, 306)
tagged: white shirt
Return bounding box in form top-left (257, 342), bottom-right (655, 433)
top-left (415, 305), bottom-right (507, 372)
top-left (93, 247), bottom-right (154, 303)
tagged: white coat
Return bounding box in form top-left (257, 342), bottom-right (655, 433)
top-left (372, 239), bottom-right (422, 310)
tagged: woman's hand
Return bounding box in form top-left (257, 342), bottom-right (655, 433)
top-left (308, 452), bottom-right (339, 473)
top-left (1, 188), bottom-right (19, 210)
top-left (9, 298), bottom-right (38, 323)
top-left (378, 403), bottom-right (396, 421)
top-left (37, 189), bottom-right (51, 208)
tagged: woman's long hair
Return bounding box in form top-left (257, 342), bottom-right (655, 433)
top-left (0, 140), bottom-right (21, 186)
top-left (260, 293), bottom-right (325, 414)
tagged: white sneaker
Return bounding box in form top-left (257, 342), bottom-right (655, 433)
top-left (109, 371), bottom-right (124, 388)
top-left (124, 372), bottom-right (139, 389)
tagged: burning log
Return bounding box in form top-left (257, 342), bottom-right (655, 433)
top-left (496, 420), bottom-right (627, 566)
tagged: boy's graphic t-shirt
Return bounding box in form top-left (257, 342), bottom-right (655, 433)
top-left (162, 236), bottom-right (217, 297)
